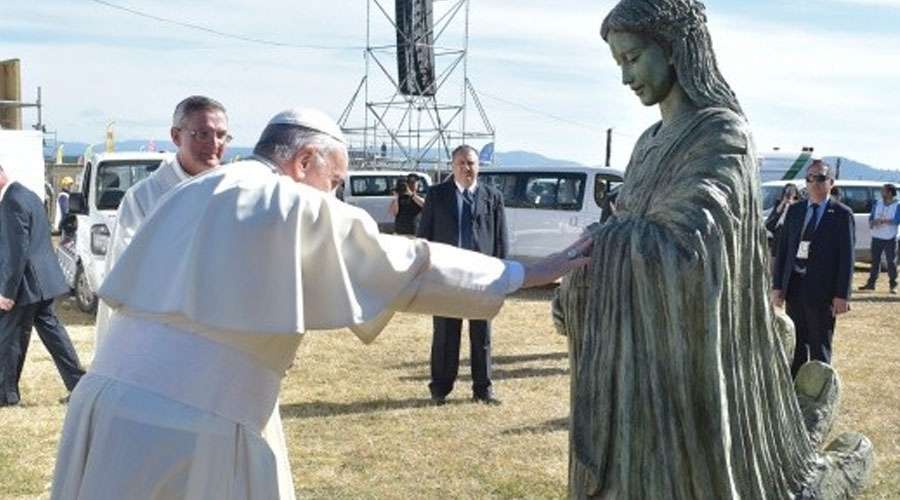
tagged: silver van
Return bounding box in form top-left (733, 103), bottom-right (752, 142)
top-left (479, 165), bottom-right (624, 262)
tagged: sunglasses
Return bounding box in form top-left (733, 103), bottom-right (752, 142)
top-left (805, 174), bottom-right (829, 183)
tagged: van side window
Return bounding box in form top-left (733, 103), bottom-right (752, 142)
top-left (760, 185), bottom-right (783, 212)
top-left (869, 187), bottom-right (884, 213)
top-left (524, 174), bottom-right (585, 210)
top-left (593, 174), bottom-right (622, 208)
top-left (480, 174), bottom-right (522, 207)
top-left (351, 176), bottom-right (391, 196)
top-left (840, 186), bottom-right (873, 214)
top-left (525, 177), bottom-right (557, 207)
top-left (480, 173), bottom-right (586, 210)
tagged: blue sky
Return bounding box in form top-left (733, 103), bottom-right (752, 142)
top-left (3, 0), bottom-right (899, 170)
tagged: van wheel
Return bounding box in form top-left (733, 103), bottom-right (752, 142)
top-left (74, 264), bottom-right (98, 314)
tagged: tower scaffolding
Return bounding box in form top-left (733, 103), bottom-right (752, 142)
top-left (338, 0), bottom-right (494, 176)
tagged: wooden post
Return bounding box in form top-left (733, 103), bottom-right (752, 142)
top-left (0, 59), bottom-right (23, 130)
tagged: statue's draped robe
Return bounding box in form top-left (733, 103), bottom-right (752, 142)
top-left (569, 108), bottom-right (816, 498)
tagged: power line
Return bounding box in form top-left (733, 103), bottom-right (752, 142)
top-left (87, 0), bottom-right (364, 51)
top-left (478, 90), bottom-right (625, 136)
top-left (85, 0), bottom-right (639, 142)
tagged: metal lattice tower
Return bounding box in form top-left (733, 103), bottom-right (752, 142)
top-left (338, 0), bottom-right (494, 174)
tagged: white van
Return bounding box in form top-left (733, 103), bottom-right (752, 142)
top-left (479, 165), bottom-right (624, 262)
top-left (57, 151), bottom-right (170, 312)
top-left (761, 179), bottom-right (898, 263)
top-left (341, 170), bottom-right (431, 232)
top-left (758, 149), bottom-right (816, 182)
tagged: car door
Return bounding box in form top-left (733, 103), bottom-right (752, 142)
top-left (479, 172), bottom-right (522, 257)
top-left (520, 173), bottom-right (586, 258)
top-left (839, 185), bottom-right (875, 261)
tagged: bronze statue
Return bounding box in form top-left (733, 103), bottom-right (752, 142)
top-left (553, 0), bottom-right (873, 497)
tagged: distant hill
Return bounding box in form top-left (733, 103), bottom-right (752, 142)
top-left (492, 150), bottom-right (585, 167)
top-left (48, 141), bottom-right (586, 167)
top-left (823, 156), bottom-right (900, 181)
top-left (46, 141), bottom-right (899, 182)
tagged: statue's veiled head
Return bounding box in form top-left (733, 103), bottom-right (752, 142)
top-left (601, 0), bottom-right (743, 116)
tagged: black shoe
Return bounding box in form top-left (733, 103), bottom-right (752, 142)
top-left (891, 286), bottom-right (898, 295)
top-left (0, 396), bottom-right (21, 407)
top-left (858, 283), bottom-right (875, 291)
top-left (473, 395), bottom-right (502, 406)
top-left (431, 396), bottom-right (447, 406)
top-left (58, 395), bottom-right (71, 405)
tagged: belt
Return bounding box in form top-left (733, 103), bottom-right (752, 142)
top-left (91, 312), bottom-right (281, 433)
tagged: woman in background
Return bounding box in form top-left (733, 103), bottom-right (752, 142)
top-left (389, 174), bottom-right (424, 235)
top-left (765, 183), bottom-right (801, 261)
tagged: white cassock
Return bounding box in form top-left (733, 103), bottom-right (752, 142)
top-left (51, 158), bottom-right (521, 499)
top-left (94, 154), bottom-right (189, 350)
top-left (88, 155), bottom-right (300, 499)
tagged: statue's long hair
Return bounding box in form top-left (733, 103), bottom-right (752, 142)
top-left (601, 0), bottom-right (744, 117)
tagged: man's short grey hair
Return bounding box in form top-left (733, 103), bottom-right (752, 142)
top-left (172, 96), bottom-right (227, 128)
top-left (451, 144), bottom-right (479, 161)
top-left (253, 124), bottom-right (345, 166)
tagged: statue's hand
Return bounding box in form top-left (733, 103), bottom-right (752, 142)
top-left (771, 289), bottom-right (785, 309)
top-left (522, 236), bottom-right (593, 288)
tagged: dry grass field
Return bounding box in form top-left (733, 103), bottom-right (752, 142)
top-left (1, 271), bottom-right (898, 499)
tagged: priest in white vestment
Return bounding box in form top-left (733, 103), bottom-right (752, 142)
top-left (51, 108), bottom-right (591, 500)
top-left (94, 95), bottom-right (231, 350)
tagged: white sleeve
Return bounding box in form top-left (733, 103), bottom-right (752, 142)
top-left (503, 260), bottom-right (525, 293)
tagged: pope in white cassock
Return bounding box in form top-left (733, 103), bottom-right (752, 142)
top-left (88, 96), bottom-right (298, 498)
top-left (51, 108), bottom-right (591, 499)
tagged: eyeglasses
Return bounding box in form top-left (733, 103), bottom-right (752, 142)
top-left (179, 128), bottom-right (233, 144)
top-left (805, 174), bottom-right (829, 183)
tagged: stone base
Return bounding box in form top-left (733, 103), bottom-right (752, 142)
top-left (797, 432), bottom-right (875, 499)
top-left (795, 361), bottom-right (841, 447)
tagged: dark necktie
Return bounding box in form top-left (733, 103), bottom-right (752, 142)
top-left (802, 203), bottom-right (819, 241)
top-left (460, 189), bottom-right (475, 250)
top-left (796, 203), bottom-right (819, 272)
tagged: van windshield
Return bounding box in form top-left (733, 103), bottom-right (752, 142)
top-left (760, 185), bottom-right (785, 212)
top-left (350, 175), bottom-right (428, 196)
top-left (95, 159), bottom-right (163, 210)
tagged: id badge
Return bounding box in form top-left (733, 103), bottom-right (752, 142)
top-left (797, 241), bottom-right (811, 259)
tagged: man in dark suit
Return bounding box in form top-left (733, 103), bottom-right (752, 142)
top-left (772, 160), bottom-right (854, 377)
top-left (418, 145), bottom-right (508, 405)
top-left (0, 164), bottom-right (85, 406)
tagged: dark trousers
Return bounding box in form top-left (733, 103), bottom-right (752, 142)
top-left (429, 317), bottom-right (492, 399)
top-left (866, 237), bottom-right (898, 287)
top-left (786, 275), bottom-right (836, 377)
top-left (0, 299), bottom-right (84, 404)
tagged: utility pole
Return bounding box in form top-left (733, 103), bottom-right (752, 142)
top-left (605, 128), bottom-right (612, 167)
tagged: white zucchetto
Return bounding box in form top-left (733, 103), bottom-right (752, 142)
top-left (266, 108), bottom-right (346, 144)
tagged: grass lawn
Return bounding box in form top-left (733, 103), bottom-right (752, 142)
top-left (0, 271), bottom-right (897, 499)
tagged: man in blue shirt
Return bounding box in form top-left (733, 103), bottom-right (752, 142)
top-left (859, 183), bottom-right (899, 294)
